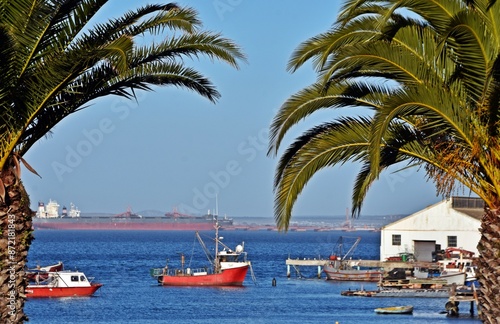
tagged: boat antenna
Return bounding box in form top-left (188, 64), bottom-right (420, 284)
top-left (214, 217), bottom-right (220, 272)
top-left (215, 194), bottom-right (219, 216)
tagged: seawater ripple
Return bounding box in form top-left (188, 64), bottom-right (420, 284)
top-left (25, 230), bottom-right (481, 324)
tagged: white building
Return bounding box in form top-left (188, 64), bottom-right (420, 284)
top-left (380, 196), bottom-right (482, 262)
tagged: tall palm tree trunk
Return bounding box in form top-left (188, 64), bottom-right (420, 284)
top-left (477, 208), bottom-right (500, 323)
top-left (0, 167), bottom-right (34, 323)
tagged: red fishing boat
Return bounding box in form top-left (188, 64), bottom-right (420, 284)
top-left (26, 270), bottom-right (103, 298)
top-left (151, 220), bottom-right (253, 286)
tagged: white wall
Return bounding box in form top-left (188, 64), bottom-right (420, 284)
top-left (380, 200), bottom-right (481, 261)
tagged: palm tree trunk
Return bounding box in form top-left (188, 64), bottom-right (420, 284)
top-left (477, 208), bottom-right (500, 323)
top-left (0, 167), bottom-right (34, 323)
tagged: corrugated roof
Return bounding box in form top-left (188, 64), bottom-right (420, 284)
top-left (451, 197), bottom-right (484, 220)
top-left (451, 196), bottom-right (484, 209)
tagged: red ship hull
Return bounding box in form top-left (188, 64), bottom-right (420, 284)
top-left (26, 283), bottom-right (103, 298)
top-left (158, 265), bottom-right (249, 286)
top-left (33, 222), bottom-right (216, 231)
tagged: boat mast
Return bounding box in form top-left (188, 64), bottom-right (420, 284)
top-left (214, 216), bottom-right (220, 272)
top-left (215, 194), bottom-right (219, 217)
top-left (214, 195), bottom-right (220, 272)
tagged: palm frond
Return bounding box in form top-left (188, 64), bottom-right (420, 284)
top-left (268, 81), bottom-right (392, 157)
top-left (0, 2), bottom-right (246, 170)
top-left (274, 117), bottom-right (372, 230)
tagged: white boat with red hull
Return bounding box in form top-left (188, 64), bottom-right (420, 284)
top-left (26, 270), bottom-right (103, 298)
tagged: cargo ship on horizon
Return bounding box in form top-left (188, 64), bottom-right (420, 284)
top-left (32, 201), bottom-right (233, 231)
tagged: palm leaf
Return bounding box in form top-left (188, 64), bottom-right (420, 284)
top-left (274, 117), bottom-right (372, 230)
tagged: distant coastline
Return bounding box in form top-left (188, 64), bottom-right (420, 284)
top-left (69, 212), bottom-right (406, 231)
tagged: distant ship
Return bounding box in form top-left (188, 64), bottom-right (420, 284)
top-left (32, 202), bottom-right (233, 231)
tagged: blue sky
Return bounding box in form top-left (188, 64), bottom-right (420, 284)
top-left (23, 0), bottom-right (445, 218)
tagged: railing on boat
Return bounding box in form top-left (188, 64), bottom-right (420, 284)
top-left (150, 267), bottom-right (213, 277)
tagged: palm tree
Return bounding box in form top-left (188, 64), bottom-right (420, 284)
top-left (269, 0), bottom-right (500, 321)
top-left (0, 1), bottom-right (245, 322)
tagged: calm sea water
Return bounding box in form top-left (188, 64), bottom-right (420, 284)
top-left (25, 230), bottom-right (481, 324)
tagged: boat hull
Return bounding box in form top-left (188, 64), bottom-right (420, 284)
top-left (33, 219), bottom-right (220, 231)
top-left (324, 264), bottom-right (382, 282)
top-left (374, 306), bottom-right (413, 314)
top-left (438, 271), bottom-right (467, 285)
top-left (26, 283), bottom-right (103, 298)
top-left (158, 265), bottom-right (249, 286)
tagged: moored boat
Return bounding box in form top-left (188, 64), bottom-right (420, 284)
top-left (323, 236), bottom-right (383, 281)
top-left (323, 262), bottom-right (383, 281)
top-left (374, 305), bottom-right (413, 314)
top-left (438, 271), bottom-right (467, 285)
top-left (26, 270), bottom-right (102, 298)
top-left (437, 248), bottom-right (478, 286)
top-left (150, 219), bottom-right (253, 286)
top-left (341, 288), bottom-right (378, 297)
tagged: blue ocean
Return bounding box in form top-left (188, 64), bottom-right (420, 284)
top-left (25, 230), bottom-right (481, 323)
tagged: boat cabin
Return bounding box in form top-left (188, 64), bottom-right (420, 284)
top-left (34, 271), bottom-right (93, 287)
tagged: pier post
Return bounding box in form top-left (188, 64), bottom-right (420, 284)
top-left (317, 266), bottom-right (321, 279)
top-left (446, 284), bottom-right (459, 317)
top-left (287, 264), bottom-right (290, 278)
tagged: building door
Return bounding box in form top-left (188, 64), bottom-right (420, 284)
top-left (414, 240), bottom-right (436, 262)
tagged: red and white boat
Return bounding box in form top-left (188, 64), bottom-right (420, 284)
top-left (26, 270), bottom-right (103, 298)
top-left (151, 220), bottom-right (252, 286)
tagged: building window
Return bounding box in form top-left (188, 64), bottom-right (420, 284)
top-left (448, 236), bottom-right (457, 247)
top-left (392, 234), bottom-right (401, 246)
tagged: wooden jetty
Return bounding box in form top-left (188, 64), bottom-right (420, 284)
top-left (285, 258), bottom-right (439, 279)
top-left (286, 258), bottom-right (326, 278)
